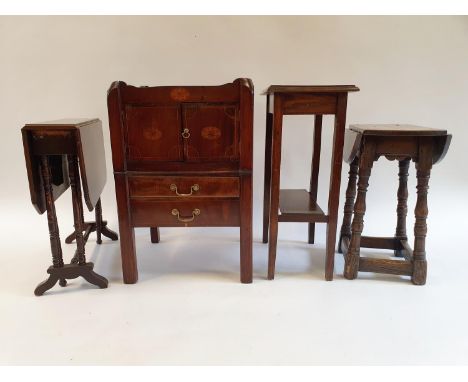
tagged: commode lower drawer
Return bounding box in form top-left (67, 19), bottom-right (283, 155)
top-left (130, 199), bottom-right (240, 227)
top-left (128, 176), bottom-right (239, 198)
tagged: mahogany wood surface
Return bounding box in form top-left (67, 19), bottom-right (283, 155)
top-left (278, 189), bottom-right (327, 222)
top-left (150, 227), bottom-right (160, 243)
top-left (263, 85), bottom-right (359, 281)
top-left (126, 105), bottom-right (182, 162)
top-left (281, 94), bottom-right (337, 115)
top-left (64, 200), bottom-right (118, 245)
top-left (308, 115), bottom-right (323, 244)
top-left (130, 199), bottom-right (240, 227)
top-left (263, 85), bottom-right (360, 94)
top-left (128, 176), bottom-right (240, 198)
top-left (266, 94), bottom-right (283, 279)
top-left (183, 104), bottom-right (239, 162)
top-left (239, 173), bottom-right (253, 283)
top-left (22, 118), bottom-right (106, 212)
top-left (262, 101), bottom-right (273, 244)
top-left (325, 93), bottom-right (349, 280)
top-left (22, 118), bottom-right (117, 295)
top-left (339, 125), bottom-right (452, 285)
top-left (108, 79), bottom-right (253, 283)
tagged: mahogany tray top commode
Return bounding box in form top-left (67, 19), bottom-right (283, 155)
top-left (107, 78), bottom-right (253, 284)
top-left (262, 85), bottom-right (359, 281)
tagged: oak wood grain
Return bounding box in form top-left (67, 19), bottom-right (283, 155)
top-left (340, 126), bottom-right (451, 285)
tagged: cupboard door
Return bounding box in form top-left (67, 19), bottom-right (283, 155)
top-left (125, 105), bottom-right (183, 162)
top-left (182, 104), bottom-right (239, 162)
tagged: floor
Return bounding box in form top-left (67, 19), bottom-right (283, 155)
top-left (1, 200), bottom-right (467, 366)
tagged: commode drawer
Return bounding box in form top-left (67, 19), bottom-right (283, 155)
top-left (130, 199), bottom-right (240, 227)
top-left (128, 176), bottom-right (240, 198)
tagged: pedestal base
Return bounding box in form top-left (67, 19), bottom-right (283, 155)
top-left (34, 263), bottom-right (108, 296)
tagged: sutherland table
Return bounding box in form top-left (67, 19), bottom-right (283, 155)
top-left (262, 85), bottom-right (359, 281)
top-left (22, 118), bottom-right (118, 295)
top-left (107, 79), bottom-right (253, 284)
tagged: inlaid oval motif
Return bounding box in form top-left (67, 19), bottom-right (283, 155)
top-left (143, 127), bottom-right (162, 141)
top-left (201, 126), bottom-right (222, 140)
top-left (170, 87), bottom-right (190, 101)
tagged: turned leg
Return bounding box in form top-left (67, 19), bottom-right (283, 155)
top-left (412, 141), bottom-right (433, 285)
top-left (66, 176), bottom-right (87, 246)
top-left (338, 157), bottom-right (359, 253)
top-left (35, 156), bottom-right (108, 295)
top-left (34, 156), bottom-right (66, 296)
top-left (344, 141), bottom-right (376, 280)
top-left (262, 97), bottom-right (273, 243)
top-left (267, 97), bottom-right (283, 280)
top-left (395, 159), bottom-right (410, 256)
top-left (95, 198), bottom-right (103, 244)
top-left (150, 227), bottom-right (160, 243)
top-left (68, 155), bottom-right (86, 266)
top-left (240, 174), bottom-right (253, 283)
top-left (308, 115), bottom-right (322, 244)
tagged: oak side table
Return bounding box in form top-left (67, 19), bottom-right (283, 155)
top-left (338, 124), bottom-right (451, 285)
top-left (263, 85), bottom-right (359, 280)
top-left (22, 118), bottom-right (118, 295)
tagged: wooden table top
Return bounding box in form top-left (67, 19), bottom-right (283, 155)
top-left (24, 118), bottom-right (99, 128)
top-left (263, 85), bottom-right (360, 95)
top-left (343, 124), bottom-right (451, 165)
top-left (350, 124), bottom-right (447, 136)
top-left (22, 118), bottom-right (106, 214)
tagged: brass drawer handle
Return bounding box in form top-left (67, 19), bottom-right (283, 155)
top-left (182, 128), bottom-right (190, 139)
top-left (170, 183), bottom-right (199, 196)
top-left (171, 208), bottom-right (200, 223)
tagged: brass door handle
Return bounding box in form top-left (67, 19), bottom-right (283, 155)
top-left (170, 183), bottom-right (199, 196)
top-left (182, 128), bottom-right (190, 139)
top-left (171, 208), bottom-right (200, 223)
